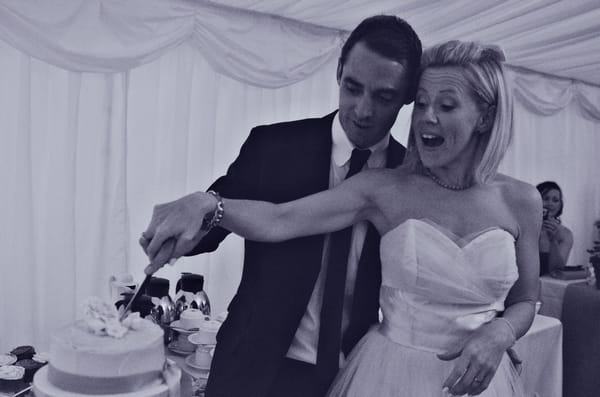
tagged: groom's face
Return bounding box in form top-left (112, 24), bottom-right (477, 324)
top-left (337, 41), bottom-right (410, 149)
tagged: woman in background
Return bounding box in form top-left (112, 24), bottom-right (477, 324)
top-left (537, 181), bottom-right (573, 275)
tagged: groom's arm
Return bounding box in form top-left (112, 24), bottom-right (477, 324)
top-left (185, 126), bottom-right (278, 256)
top-left (185, 126), bottom-right (265, 255)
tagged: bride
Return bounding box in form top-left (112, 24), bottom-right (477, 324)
top-left (144, 40), bottom-right (539, 396)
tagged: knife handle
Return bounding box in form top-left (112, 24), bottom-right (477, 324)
top-left (145, 237), bottom-right (177, 275)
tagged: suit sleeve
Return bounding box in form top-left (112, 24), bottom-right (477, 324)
top-left (186, 127), bottom-right (265, 255)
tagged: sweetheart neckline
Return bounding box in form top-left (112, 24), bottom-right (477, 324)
top-left (381, 218), bottom-right (515, 250)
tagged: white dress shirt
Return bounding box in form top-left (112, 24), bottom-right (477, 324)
top-left (286, 113), bottom-right (390, 364)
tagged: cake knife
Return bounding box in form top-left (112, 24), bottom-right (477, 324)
top-left (119, 237), bottom-right (176, 321)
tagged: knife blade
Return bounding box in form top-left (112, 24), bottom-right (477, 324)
top-left (119, 237), bottom-right (176, 321)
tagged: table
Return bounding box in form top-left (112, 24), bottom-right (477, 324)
top-left (515, 314), bottom-right (563, 397)
top-left (166, 316), bottom-right (563, 397)
top-left (539, 276), bottom-right (586, 319)
top-left (561, 282), bottom-right (600, 397)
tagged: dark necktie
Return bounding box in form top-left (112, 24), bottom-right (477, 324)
top-left (317, 148), bottom-right (371, 383)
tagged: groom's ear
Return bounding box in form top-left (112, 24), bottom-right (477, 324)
top-left (336, 59), bottom-right (343, 84)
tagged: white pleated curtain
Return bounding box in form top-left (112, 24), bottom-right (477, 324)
top-left (0, 0), bottom-right (599, 351)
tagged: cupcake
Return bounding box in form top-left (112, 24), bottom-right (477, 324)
top-left (0, 353), bottom-right (17, 366)
top-left (15, 359), bottom-right (45, 382)
top-left (0, 365), bottom-right (26, 392)
top-left (10, 345), bottom-right (35, 361)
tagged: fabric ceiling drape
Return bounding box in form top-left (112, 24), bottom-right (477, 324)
top-left (1, 1), bottom-right (599, 352)
top-left (1, 0), bottom-right (599, 87)
top-left (0, 0), bottom-right (344, 87)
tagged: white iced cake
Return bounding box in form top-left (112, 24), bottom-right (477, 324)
top-left (33, 297), bottom-right (180, 397)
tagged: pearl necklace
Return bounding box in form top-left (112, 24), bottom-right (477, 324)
top-left (425, 168), bottom-right (473, 191)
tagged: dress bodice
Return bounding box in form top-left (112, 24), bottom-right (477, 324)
top-left (379, 219), bottom-right (519, 353)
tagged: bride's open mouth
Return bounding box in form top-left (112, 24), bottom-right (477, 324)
top-left (421, 133), bottom-right (445, 147)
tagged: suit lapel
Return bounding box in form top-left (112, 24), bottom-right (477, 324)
top-left (278, 111), bottom-right (334, 293)
top-left (311, 111), bottom-right (336, 192)
top-left (279, 111), bottom-right (335, 200)
top-left (386, 137), bottom-right (405, 168)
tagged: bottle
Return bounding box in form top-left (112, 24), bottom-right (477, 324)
top-left (175, 273), bottom-right (211, 319)
top-left (145, 277), bottom-right (176, 343)
top-left (108, 274), bottom-right (136, 305)
top-left (115, 293), bottom-right (154, 318)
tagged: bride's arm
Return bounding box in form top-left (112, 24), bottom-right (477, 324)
top-left (143, 170), bottom-right (380, 270)
top-left (220, 176), bottom-right (372, 242)
top-left (496, 182), bottom-right (542, 344)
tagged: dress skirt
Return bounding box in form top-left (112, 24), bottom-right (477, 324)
top-left (326, 327), bottom-right (525, 397)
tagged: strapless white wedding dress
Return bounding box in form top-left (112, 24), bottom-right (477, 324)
top-left (327, 219), bottom-right (525, 397)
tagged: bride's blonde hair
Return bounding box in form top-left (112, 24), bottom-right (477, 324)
top-left (403, 40), bottom-right (514, 184)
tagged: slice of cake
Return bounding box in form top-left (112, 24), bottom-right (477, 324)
top-left (33, 297), bottom-right (180, 397)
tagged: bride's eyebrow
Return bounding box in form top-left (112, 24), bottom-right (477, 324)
top-left (439, 88), bottom-right (459, 94)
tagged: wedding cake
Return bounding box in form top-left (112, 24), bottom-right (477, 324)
top-left (32, 298), bottom-right (180, 397)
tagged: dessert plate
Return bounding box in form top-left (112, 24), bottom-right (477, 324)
top-left (167, 341), bottom-right (194, 356)
top-left (185, 355), bottom-right (211, 371)
top-left (169, 320), bottom-right (199, 333)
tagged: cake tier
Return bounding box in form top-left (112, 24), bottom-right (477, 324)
top-left (48, 319), bottom-right (164, 386)
top-left (33, 365), bottom-right (181, 397)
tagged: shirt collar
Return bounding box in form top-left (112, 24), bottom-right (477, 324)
top-left (331, 113), bottom-right (390, 167)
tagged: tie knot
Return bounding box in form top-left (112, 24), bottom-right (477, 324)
top-left (347, 149), bottom-right (371, 179)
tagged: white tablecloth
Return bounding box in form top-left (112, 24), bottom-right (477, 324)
top-left (515, 314), bottom-right (563, 397)
top-left (170, 315), bottom-right (563, 397)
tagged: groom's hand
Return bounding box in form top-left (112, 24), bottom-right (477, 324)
top-left (140, 192), bottom-right (209, 273)
top-left (143, 238), bottom-right (176, 275)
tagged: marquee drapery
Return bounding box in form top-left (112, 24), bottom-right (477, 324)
top-left (0, 0), bottom-right (344, 87)
top-left (1, 0), bottom-right (599, 87)
top-left (1, 0), bottom-right (599, 351)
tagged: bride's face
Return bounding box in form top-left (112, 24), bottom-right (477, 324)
top-left (411, 67), bottom-right (484, 171)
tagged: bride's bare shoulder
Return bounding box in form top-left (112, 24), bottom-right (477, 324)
top-left (494, 173), bottom-right (541, 213)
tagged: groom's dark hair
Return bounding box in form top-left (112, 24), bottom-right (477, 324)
top-left (338, 15), bottom-right (422, 105)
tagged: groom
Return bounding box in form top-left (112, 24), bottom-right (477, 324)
top-left (142, 15), bottom-right (422, 397)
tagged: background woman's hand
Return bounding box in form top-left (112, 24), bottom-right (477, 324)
top-left (541, 217), bottom-right (560, 240)
top-left (437, 319), bottom-right (515, 396)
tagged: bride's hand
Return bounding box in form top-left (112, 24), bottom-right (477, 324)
top-left (437, 319), bottom-right (516, 396)
top-left (140, 191), bottom-right (216, 274)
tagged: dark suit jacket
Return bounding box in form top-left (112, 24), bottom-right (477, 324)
top-left (191, 111), bottom-right (406, 397)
